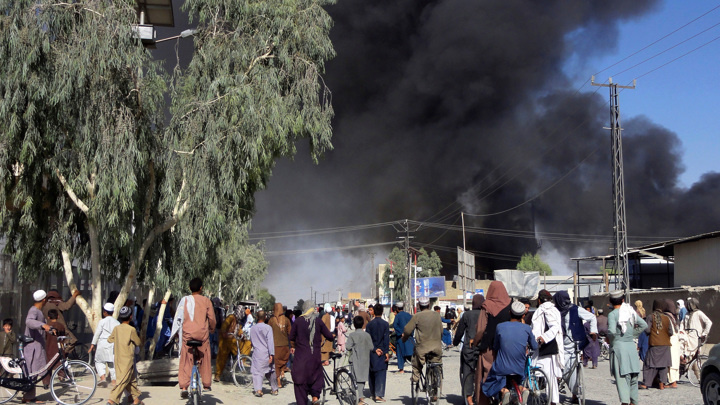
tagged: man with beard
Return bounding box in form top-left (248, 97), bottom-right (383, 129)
top-left (453, 294), bottom-right (484, 405)
top-left (24, 290), bottom-right (54, 403)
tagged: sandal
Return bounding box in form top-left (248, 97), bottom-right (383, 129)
top-left (254, 391), bottom-right (263, 397)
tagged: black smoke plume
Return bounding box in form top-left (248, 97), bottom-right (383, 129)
top-left (159, 1), bottom-right (720, 302)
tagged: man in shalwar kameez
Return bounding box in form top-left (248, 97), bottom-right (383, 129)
top-left (169, 278), bottom-right (217, 398)
top-left (250, 311), bottom-right (278, 396)
top-left (268, 302), bottom-right (292, 388)
top-left (289, 300), bottom-right (335, 405)
top-left (107, 306), bottom-right (143, 405)
top-left (89, 303), bottom-right (120, 387)
top-left (607, 290), bottom-right (647, 405)
top-left (366, 303), bottom-right (389, 402)
top-left (393, 302), bottom-right (414, 374)
top-left (24, 290), bottom-right (53, 403)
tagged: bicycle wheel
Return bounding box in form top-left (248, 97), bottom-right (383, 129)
top-left (411, 377), bottom-right (419, 405)
top-left (335, 369), bottom-right (357, 405)
top-left (600, 344), bottom-right (609, 361)
top-left (688, 358), bottom-right (702, 387)
top-left (427, 366), bottom-right (442, 405)
top-left (0, 385), bottom-right (19, 404)
top-left (576, 363), bottom-right (585, 405)
top-left (50, 360), bottom-right (97, 405)
top-left (232, 355), bottom-right (253, 386)
top-left (524, 367), bottom-right (551, 405)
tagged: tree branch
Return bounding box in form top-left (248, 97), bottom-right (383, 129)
top-left (56, 170), bottom-right (89, 214)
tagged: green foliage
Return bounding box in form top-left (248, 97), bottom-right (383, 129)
top-left (0, 0), bottom-right (335, 324)
top-left (382, 247), bottom-right (409, 302)
top-left (202, 223), bottom-right (268, 305)
top-left (257, 287), bottom-right (276, 312)
top-left (516, 253), bottom-right (553, 276)
top-left (416, 248), bottom-right (442, 278)
top-left (380, 247), bottom-right (444, 302)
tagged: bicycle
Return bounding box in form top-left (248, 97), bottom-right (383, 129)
top-left (524, 353), bottom-right (551, 405)
top-left (231, 338), bottom-right (253, 387)
top-left (186, 339), bottom-right (204, 405)
top-left (679, 329), bottom-right (707, 387)
top-left (410, 353), bottom-right (443, 405)
top-left (0, 334), bottom-right (97, 405)
top-left (557, 341), bottom-right (585, 405)
top-left (319, 351), bottom-right (356, 405)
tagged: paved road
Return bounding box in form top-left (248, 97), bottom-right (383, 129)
top-left (32, 347), bottom-right (705, 404)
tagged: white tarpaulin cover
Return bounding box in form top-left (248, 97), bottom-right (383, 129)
top-left (493, 270), bottom-right (540, 298)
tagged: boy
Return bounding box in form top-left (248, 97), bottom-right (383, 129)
top-left (90, 303), bottom-right (120, 387)
top-left (0, 319), bottom-right (16, 357)
top-left (482, 301), bottom-right (538, 405)
top-left (346, 315), bottom-right (373, 405)
top-left (107, 306), bottom-right (143, 405)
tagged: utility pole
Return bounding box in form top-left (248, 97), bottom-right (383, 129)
top-left (368, 252), bottom-right (376, 300)
top-left (394, 219), bottom-right (415, 312)
top-left (592, 76), bottom-right (635, 303)
top-left (461, 212), bottom-right (467, 309)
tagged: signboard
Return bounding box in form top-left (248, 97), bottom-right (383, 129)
top-left (412, 276), bottom-right (446, 298)
top-left (348, 292), bottom-right (362, 299)
top-left (457, 247), bottom-right (476, 295)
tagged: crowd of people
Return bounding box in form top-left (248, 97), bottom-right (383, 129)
top-left (1, 278), bottom-right (713, 405)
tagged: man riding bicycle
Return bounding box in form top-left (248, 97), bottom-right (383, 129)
top-left (170, 278), bottom-right (217, 399)
top-left (401, 297), bottom-right (443, 387)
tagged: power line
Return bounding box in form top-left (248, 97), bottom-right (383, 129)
top-left (593, 3), bottom-right (720, 77)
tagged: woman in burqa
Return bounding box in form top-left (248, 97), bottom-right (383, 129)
top-left (640, 300), bottom-right (673, 389)
top-left (452, 294), bottom-right (485, 405)
top-left (472, 281), bottom-right (512, 405)
top-left (664, 299), bottom-right (681, 387)
top-left (289, 301), bottom-right (335, 405)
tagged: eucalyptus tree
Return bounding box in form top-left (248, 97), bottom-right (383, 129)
top-left (0, 0), bottom-right (335, 330)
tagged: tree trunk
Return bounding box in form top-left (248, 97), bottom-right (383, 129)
top-left (61, 249), bottom-right (99, 331)
top-left (139, 287), bottom-right (155, 360)
top-left (148, 288), bottom-right (173, 361)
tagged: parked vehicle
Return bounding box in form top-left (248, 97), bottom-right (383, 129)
top-left (701, 343), bottom-right (720, 405)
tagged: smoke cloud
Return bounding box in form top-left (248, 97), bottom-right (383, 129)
top-left (154, 0), bottom-right (720, 303)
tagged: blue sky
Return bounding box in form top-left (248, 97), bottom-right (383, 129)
top-left (568, 0), bottom-right (720, 187)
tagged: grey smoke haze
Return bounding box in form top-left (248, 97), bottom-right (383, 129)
top-left (157, 1), bottom-right (720, 303)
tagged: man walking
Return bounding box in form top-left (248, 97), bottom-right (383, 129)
top-left (393, 302), bottom-right (414, 374)
top-left (607, 290), bottom-right (647, 405)
top-left (453, 294), bottom-right (484, 405)
top-left (24, 290), bottom-right (54, 403)
top-left (366, 303), bottom-right (389, 402)
top-left (289, 300), bottom-right (335, 405)
top-left (554, 291), bottom-right (597, 404)
top-left (90, 303), bottom-right (120, 387)
top-left (250, 311), bottom-right (278, 397)
top-left (170, 278), bottom-right (217, 398)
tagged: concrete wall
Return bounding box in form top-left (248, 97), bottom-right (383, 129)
top-left (591, 286), bottom-right (720, 344)
top-left (675, 238), bottom-right (720, 287)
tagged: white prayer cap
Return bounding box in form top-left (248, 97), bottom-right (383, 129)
top-left (396, 301), bottom-right (404, 309)
top-left (609, 290), bottom-right (624, 299)
top-left (418, 296), bottom-right (430, 306)
top-left (511, 301), bottom-right (526, 316)
top-left (33, 290), bottom-right (47, 302)
top-left (103, 303), bottom-right (115, 313)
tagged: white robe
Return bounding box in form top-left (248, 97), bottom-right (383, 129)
top-left (532, 302), bottom-right (564, 404)
top-left (92, 316), bottom-right (120, 363)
